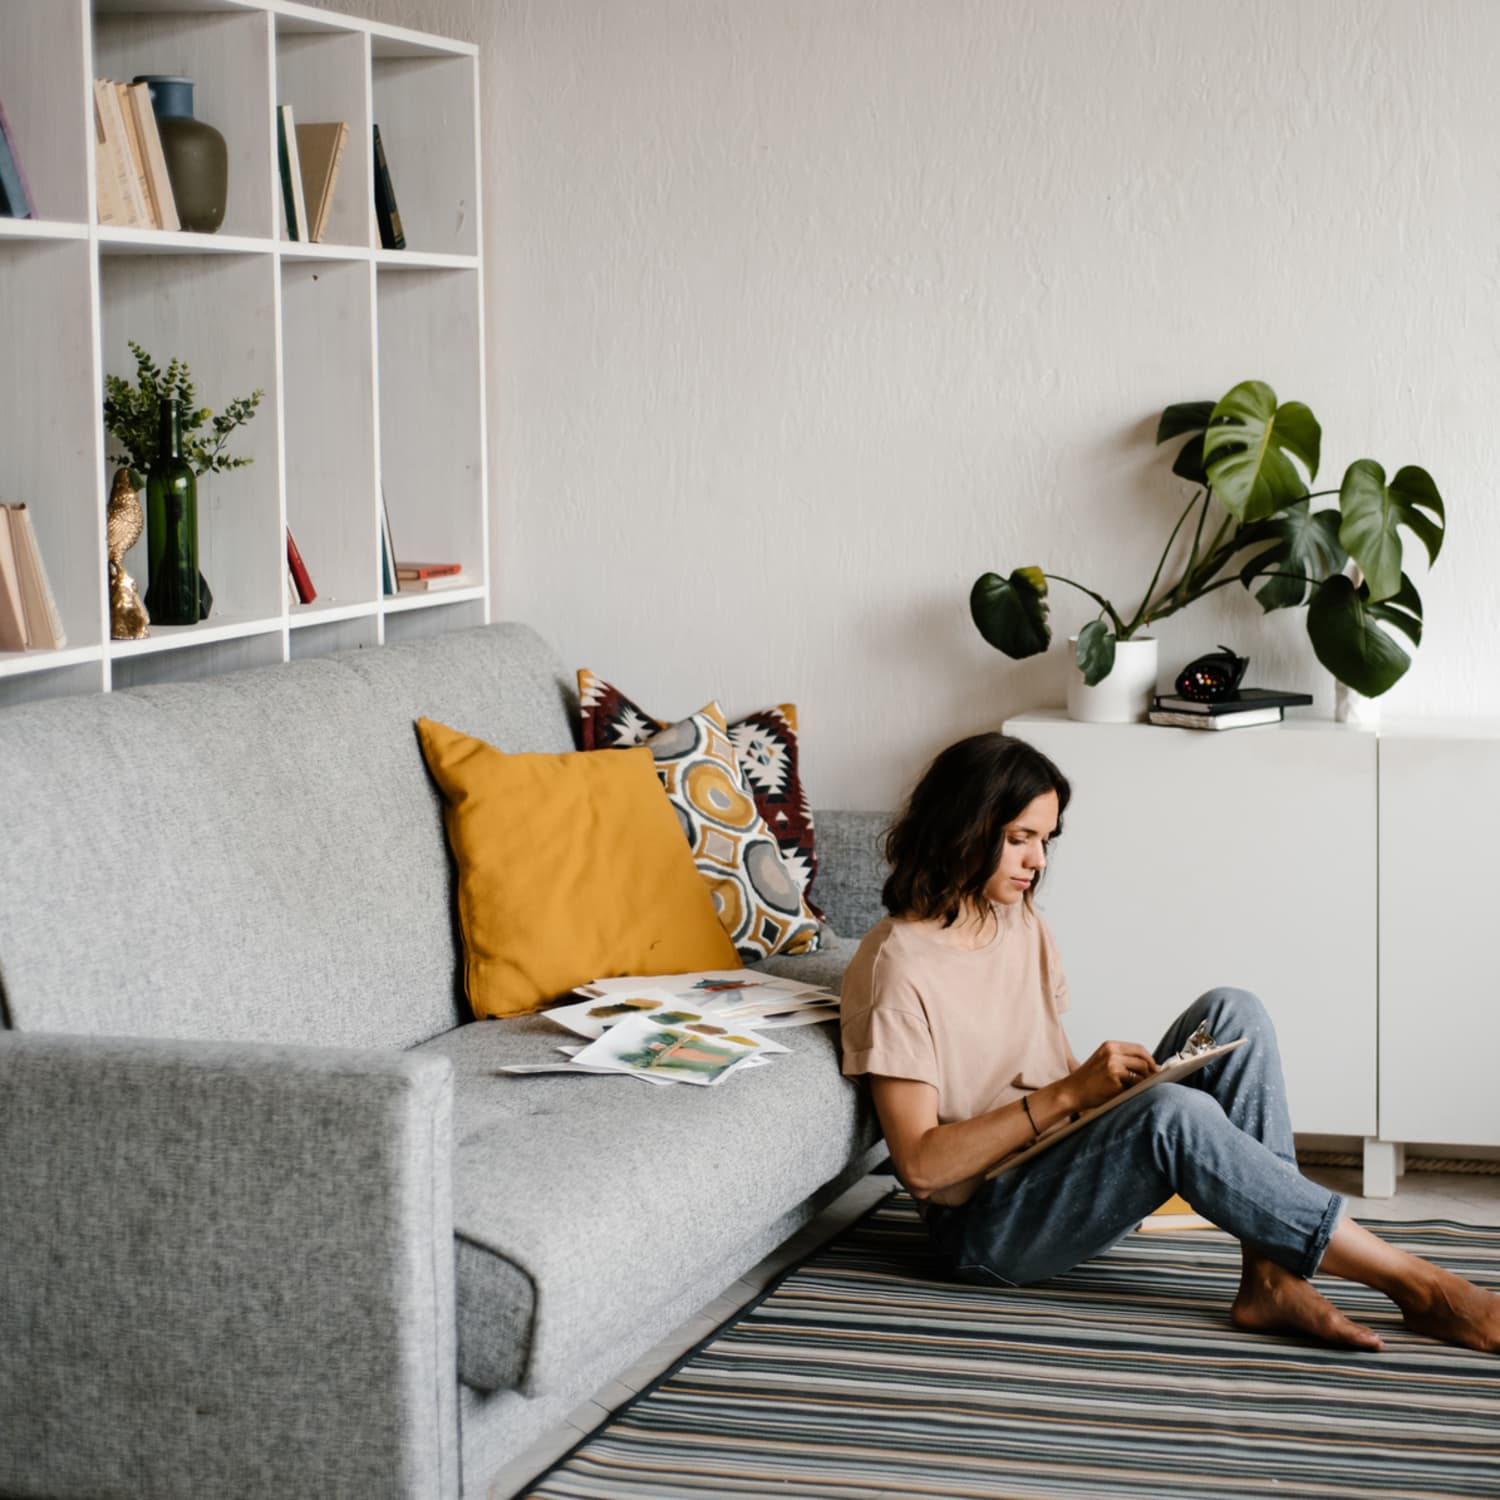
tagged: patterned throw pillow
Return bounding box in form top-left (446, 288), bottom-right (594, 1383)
top-left (577, 669), bottom-right (820, 912)
top-left (642, 704), bottom-right (822, 961)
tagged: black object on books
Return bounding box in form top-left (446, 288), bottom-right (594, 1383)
top-left (1149, 706), bottom-right (1282, 731)
top-left (0, 97), bottom-right (35, 218)
top-left (372, 124), bottom-right (405, 249)
top-left (1174, 645), bottom-right (1249, 702)
top-left (1152, 687), bottom-right (1313, 715)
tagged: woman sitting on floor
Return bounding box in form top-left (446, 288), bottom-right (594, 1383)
top-left (841, 732), bottom-right (1500, 1352)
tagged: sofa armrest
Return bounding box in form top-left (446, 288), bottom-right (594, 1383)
top-left (811, 808), bottom-right (890, 939)
top-left (0, 1031), bottom-right (457, 1500)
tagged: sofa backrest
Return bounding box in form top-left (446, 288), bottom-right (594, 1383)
top-left (0, 623), bottom-right (577, 1049)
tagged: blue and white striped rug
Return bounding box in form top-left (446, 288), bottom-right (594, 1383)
top-left (528, 1194), bottom-right (1500, 1499)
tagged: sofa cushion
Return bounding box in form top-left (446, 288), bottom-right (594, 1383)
top-left (643, 705), bottom-right (822, 962)
top-left (416, 722), bottom-right (739, 1018)
top-left (416, 937), bottom-right (875, 1397)
top-left (0, 623), bottom-right (578, 1048)
top-left (577, 670), bottom-right (821, 911)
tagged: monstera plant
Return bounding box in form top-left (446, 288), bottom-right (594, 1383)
top-left (970, 380), bottom-right (1446, 697)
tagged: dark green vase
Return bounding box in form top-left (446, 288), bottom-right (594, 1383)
top-left (135, 75), bottom-right (227, 234)
top-left (145, 399), bottom-right (200, 625)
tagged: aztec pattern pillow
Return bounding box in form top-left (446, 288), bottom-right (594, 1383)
top-left (577, 668), bottom-right (820, 913)
top-left (643, 704), bottom-right (822, 962)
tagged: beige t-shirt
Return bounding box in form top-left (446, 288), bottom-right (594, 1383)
top-left (840, 904), bottom-right (1076, 1123)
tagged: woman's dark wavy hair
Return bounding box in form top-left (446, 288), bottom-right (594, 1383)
top-left (882, 733), bottom-right (1071, 926)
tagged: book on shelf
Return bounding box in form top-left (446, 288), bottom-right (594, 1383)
top-left (3, 505), bottom-right (65, 649)
top-left (0, 514), bottom-right (27, 650)
top-left (395, 561), bottom-right (462, 580)
top-left (396, 571), bottom-right (472, 594)
top-left (294, 121), bottom-right (348, 243)
top-left (1152, 687), bottom-right (1314, 715)
top-left (379, 491), bottom-right (398, 596)
top-left (372, 123), bottom-right (405, 250)
top-left (1137, 1193), bottom-right (1214, 1233)
top-left (0, 97), bottom-right (36, 219)
top-left (113, 82), bottom-right (155, 226)
top-left (93, 79), bottom-right (147, 227)
top-left (276, 105), bottom-right (309, 241)
top-left (986, 1036), bottom-right (1248, 1179)
top-left (98, 80), bottom-right (151, 227)
top-left (286, 528), bottom-right (317, 604)
top-left (124, 81), bottom-right (178, 231)
top-left (1148, 706), bottom-right (1283, 731)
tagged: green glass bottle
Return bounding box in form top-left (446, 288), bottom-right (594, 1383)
top-left (145, 397), bottom-right (199, 625)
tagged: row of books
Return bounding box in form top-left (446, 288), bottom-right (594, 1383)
top-left (377, 492), bottom-right (466, 594)
top-left (10, 87), bottom-right (404, 248)
top-left (286, 511), bottom-right (468, 605)
top-left (275, 106), bottom-right (349, 244)
top-left (0, 98), bottom-right (35, 218)
top-left (93, 79), bottom-right (178, 230)
top-left (0, 506), bottom-right (65, 652)
top-left (1148, 687), bottom-right (1313, 731)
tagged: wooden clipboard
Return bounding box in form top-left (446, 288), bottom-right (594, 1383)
top-left (984, 1037), bottom-right (1248, 1179)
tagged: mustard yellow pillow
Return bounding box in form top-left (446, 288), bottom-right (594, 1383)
top-left (416, 718), bottom-right (740, 1018)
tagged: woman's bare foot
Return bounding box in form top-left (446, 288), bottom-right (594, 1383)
top-left (1320, 1218), bottom-right (1500, 1353)
top-left (1231, 1258), bottom-right (1383, 1350)
top-left (1395, 1268), bottom-right (1500, 1352)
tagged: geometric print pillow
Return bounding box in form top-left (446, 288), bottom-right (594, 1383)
top-left (641, 704), bottom-right (822, 962)
top-left (576, 668), bottom-right (821, 916)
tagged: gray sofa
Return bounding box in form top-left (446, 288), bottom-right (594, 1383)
top-left (0, 622), bottom-right (888, 1500)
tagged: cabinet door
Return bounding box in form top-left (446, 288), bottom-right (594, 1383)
top-left (1004, 713), bottom-right (1377, 1135)
top-left (1378, 733), bottom-right (1500, 1146)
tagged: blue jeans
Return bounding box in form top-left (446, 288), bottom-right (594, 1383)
top-left (925, 988), bottom-right (1345, 1285)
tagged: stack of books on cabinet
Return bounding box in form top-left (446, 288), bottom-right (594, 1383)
top-left (1148, 688), bottom-right (1314, 731)
top-left (0, 0), bottom-right (487, 709)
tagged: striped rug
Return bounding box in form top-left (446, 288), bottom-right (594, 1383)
top-left (526, 1194), bottom-right (1500, 1500)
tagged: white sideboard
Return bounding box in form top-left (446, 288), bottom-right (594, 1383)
top-left (1005, 709), bottom-right (1500, 1196)
top-left (1004, 712), bottom-right (1389, 1183)
top-left (1377, 727), bottom-right (1500, 1153)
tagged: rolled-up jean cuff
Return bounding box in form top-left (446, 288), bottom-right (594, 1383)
top-left (1302, 1191), bottom-right (1346, 1277)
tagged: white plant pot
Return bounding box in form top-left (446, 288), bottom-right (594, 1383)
top-left (1334, 680), bottom-right (1381, 728)
top-left (1066, 636), bottom-right (1159, 723)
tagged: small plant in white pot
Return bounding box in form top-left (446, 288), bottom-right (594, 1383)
top-left (969, 379), bottom-right (1446, 721)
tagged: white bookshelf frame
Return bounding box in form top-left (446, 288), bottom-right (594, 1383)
top-left (0, 0), bottom-right (488, 707)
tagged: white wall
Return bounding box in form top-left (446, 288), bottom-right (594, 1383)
top-left (313, 0), bottom-right (1500, 810)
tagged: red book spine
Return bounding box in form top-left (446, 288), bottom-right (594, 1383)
top-left (286, 529), bottom-right (316, 603)
top-left (395, 561), bottom-right (461, 579)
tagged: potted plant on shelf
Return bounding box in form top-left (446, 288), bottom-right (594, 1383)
top-left (103, 341), bottom-right (263, 626)
top-left (969, 379), bottom-right (1446, 721)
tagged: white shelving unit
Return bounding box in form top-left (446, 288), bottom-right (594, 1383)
top-left (0, 0), bottom-right (487, 709)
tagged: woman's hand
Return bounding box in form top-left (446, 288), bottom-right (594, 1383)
top-left (1059, 1040), bottom-right (1159, 1113)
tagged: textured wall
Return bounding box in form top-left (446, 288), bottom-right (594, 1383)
top-left (311, 0), bottom-right (1500, 810)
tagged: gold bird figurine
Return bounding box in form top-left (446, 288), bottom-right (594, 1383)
top-left (107, 466), bottom-right (150, 639)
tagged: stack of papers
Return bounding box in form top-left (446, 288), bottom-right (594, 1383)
top-left (498, 969), bottom-right (838, 1086)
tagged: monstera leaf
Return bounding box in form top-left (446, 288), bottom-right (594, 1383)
top-left (1155, 399), bottom-right (1215, 485)
top-left (1306, 573), bottom-right (1423, 697)
top-left (1200, 381), bottom-right (1322, 523)
top-left (1237, 505), bottom-right (1348, 612)
top-left (969, 568), bottom-right (1051, 660)
top-left (1075, 619), bottom-right (1115, 686)
top-left (1337, 461), bottom-right (1445, 603)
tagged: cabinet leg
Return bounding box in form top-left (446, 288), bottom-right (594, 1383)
top-left (1362, 1139), bottom-right (1404, 1198)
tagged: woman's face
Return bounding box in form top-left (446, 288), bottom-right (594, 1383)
top-left (982, 789), bottom-right (1059, 906)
